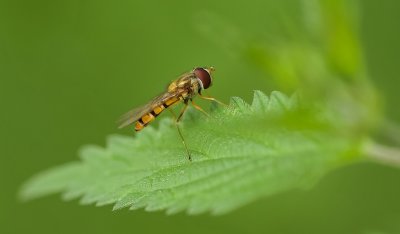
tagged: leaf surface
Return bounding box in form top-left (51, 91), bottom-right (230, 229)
top-left (20, 91), bottom-right (362, 215)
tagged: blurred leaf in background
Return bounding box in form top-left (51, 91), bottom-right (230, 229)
top-left (2, 0), bottom-right (400, 234)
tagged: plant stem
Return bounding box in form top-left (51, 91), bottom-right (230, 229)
top-left (364, 141), bottom-right (400, 168)
top-left (382, 120), bottom-right (400, 146)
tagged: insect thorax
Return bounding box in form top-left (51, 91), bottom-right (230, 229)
top-left (168, 76), bottom-right (201, 100)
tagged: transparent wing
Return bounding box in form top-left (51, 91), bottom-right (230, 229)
top-left (117, 91), bottom-right (183, 129)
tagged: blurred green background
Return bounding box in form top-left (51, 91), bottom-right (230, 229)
top-left (1, 0), bottom-right (400, 233)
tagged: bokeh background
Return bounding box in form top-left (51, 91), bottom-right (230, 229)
top-left (1, 0), bottom-right (400, 233)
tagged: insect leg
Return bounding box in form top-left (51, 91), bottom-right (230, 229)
top-left (176, 102), bottom-right (189, 123)
top-left (168, 104), bottom-right (191, 161)
top-left (191, 100), bottom-right (210, 117)
top-left (199, 95), bottom-right (227, 106)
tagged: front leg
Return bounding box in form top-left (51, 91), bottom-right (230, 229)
top-left (191, 100), bottom-right (210, 117)
top-left (198, 94), bottom-right (227, 106)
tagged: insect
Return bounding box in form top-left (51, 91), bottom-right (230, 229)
top-left (117, 67), bottom-right (224, 161)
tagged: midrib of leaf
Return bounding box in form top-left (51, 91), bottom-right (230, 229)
top-left (19, 90), bottom-right (362, 215)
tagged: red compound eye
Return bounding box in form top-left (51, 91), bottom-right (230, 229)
top-left (194, 67), bottom-right (212, 89)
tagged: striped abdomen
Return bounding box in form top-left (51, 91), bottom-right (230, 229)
top-left (135, 96), bottom-right (181, 131)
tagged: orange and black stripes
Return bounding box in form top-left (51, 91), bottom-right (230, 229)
top-left (134, 96), bottom-right (181, 131)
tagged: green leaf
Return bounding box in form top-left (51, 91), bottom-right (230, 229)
top-left (19, 91), bottom-right (363, 215)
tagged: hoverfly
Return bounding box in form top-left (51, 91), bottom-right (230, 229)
top-left (117, 67), bottom-right (224, 161)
